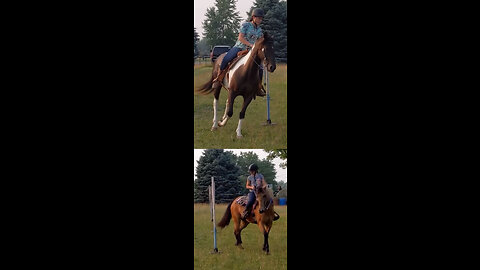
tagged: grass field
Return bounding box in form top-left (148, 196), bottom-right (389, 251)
top-left (193, 63), bottom-right (287, 149)
top-left (194, 203), bottom-right (287, 270)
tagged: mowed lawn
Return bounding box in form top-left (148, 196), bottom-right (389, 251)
top-left (194, 203), bottom-right (287, 270)
top-left (193, 63), bottom-right (287, 149)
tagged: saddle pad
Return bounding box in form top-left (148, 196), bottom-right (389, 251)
top-left (235, 196), bottom-right (248, 207)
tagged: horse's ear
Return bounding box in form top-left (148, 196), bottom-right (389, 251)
top-left (262, 32), bottom-right (274, 43)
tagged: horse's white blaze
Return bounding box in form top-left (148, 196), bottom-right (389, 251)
top-left (212, 98), bottom-right (218, 129)
top-left (236, 119), bottom-right (243, 137)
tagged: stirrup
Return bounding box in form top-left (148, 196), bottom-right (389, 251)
top-left (257, 85), bottom-right (266, 97)
top-left (214, 69), bottom-right (227, 83)
top-left (241, 210), bottom-right (250, 220)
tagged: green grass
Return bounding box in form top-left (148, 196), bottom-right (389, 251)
top-left (194, 203), bottom-right (287, 270)
top-left (194, 64), bottom-right (287, 149)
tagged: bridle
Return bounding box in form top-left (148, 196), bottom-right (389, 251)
top-left (254, 187), bottom-right (273, 212)
top-left (250, 44), bottom-right (268, 69)
top-left (251, 52), bottom-right (265, 69)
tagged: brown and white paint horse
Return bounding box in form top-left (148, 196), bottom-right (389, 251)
top-left (196, 32), bottom-right (276, 137)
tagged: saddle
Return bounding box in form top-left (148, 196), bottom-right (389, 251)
top-left (236, 49), bottom-right (249, 57)
top-left (235, 196), bottom-right (280, 221)
top-left (227, 50), bottom-right (248, 73)
top-left (235, 195), bottom-right (258, 209)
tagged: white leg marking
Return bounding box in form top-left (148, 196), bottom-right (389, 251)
top-left (221, 99), bottom-right (229, 121)
top-left (211, 98), bottom-right (218, 130)
top-left (219, 116), bottom-right (229, 127)
top-left (236, 119), bottom-right (243, 138)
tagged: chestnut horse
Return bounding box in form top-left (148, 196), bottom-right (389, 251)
top-left (196, 32), bottom-right (276, 138)
top-left (217, 186), bottom-right (277, 254)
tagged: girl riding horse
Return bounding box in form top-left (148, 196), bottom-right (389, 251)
top-left (217, 164), bottom-right (277, 254)
top-left (213, 8), bottom-right (266, 97)
top-left (196, 14), bottom-right (276, 137)
top-left (242, 163), bottom-right (267, 220)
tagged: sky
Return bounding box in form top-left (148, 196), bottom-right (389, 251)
top-left (194, 0), bottom-right (255, 39)
top-left (194, 149), bottom-right (287, 183)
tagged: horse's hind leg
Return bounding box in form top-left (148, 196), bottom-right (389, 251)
top-left (234, 228), bottom-right (243, 248)
top-left (232, 204), bottom-right (248, 248)
top-left (211, 87), bottom-right (222, 131)
top-left (234, 220), bottom-right (249, 249)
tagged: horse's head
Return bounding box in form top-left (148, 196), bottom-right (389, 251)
top-left (256, 32), bottom-right (276, 73)
top-left (255, 185), bottom-right (273, 214)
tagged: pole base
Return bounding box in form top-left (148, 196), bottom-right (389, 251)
top-left (262, 119), bottom-right (277, 126)
top-left (210, 248), bottom-right (221, 254)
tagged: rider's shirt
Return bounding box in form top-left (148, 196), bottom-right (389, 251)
top-left (247, 173), bottom-right (264, 192)
top-left (234, 21), bottom-right (263, 50)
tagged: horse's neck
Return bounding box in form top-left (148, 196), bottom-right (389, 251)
top-left (246, 47), bottom-right (261, 70)
top-left (240, 44), bottom-right (261, 73)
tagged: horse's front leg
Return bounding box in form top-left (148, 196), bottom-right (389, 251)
top-left (218, 94), bottom-right (234, 127)
top-left (263, 231), bottom-right (270, 254)
top-left (257, 221), bottom-right (270, 254)
top-left (219, 98), bottom-right (229, 124)
top-left (259, 222), bottom-right (272, 254)
top-left (236, 95), bottom-right (253, 138)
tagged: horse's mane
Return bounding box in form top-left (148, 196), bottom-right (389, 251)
top-left (256, 185), bottom-right (274, 200)
top-left (266, 187), bottom-right (274, 199)
top-left (262, 32), bottom-right (274, 46)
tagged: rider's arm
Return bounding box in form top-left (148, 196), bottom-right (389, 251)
top-left (246, 179), bottom-right (255, 190)
top-left (238, 32), bottom-right (253, 48)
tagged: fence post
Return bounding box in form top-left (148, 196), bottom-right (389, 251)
top-left (210, 177), bottom-right (219, 253)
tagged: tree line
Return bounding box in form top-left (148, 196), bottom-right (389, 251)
top-left (194, 149), bottom-right (287, 203)
top-left (194, 0), bottom-right (287, 61)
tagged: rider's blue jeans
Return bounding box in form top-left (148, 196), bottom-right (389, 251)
top-left (245, 191), bottom-right (256, 210)
top-left (220, 47), bottom-right (242, 70)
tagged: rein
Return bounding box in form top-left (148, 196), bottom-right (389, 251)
top-left (265, 197), bottom-right (273, 210)
top-left (254, 188), bottom-right (273, 212)
top-left (250, 47), bottom-right (266, 69)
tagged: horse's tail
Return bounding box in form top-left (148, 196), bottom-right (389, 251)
top-left (196, 72), bottom-right (215, 95)
top-left (217, 201), bottom-right (233, 228)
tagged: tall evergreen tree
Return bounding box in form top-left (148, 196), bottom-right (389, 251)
top-left (202, 0), bottom-right (241, 47)
top-left (194, 27), bottom-right (200, 57)
top-left (194, 149), bottom-right (244, 203)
